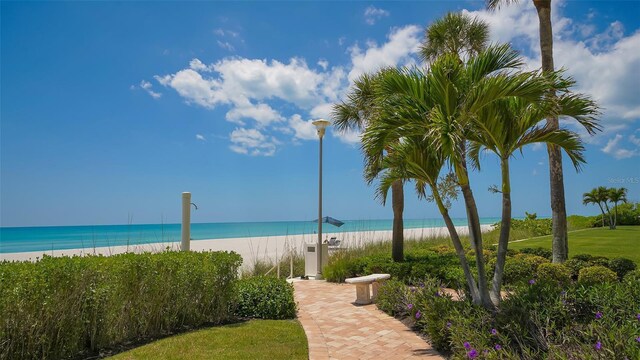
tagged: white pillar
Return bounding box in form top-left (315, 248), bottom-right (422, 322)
top-left (181, 192), bottom-right (191, 251)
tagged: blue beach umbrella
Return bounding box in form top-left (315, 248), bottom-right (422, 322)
top-left (313, 216), bottom-right (345, 227)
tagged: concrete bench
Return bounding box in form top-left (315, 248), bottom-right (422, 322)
top-left (345, 273), bottom-right (391, 305)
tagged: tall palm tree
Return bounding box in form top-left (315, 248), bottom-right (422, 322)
top-left (608, 187), bottom-right (628, 229)
top-left (332, 71), bottom-right (406, 262)
top-left (582, 189), bottom-right (606, 228)
top-left (487, 0), bottom-right (569, 263)
top-left (361, 44), bottom-right (595, 309)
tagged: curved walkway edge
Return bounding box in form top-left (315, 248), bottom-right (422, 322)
top-left (292, 279), bottom-right (444, 360)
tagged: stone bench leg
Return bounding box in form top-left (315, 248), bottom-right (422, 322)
top-left (354, 283), bottom-right (372, 305)
top-left (371, 281), bottom-right (382, 301)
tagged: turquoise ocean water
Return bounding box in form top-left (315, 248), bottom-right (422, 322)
top-left (0, 218), bottom-right (500, 253)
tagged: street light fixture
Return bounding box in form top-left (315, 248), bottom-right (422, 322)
top-left (312, 119), bottom-right (330, 279)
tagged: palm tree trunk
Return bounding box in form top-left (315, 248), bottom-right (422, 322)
top-left (391, 179), bottom-right (404, 262)
top-left (613, 201), bottom-right (618, 229)
top-left (432, 186), bottom-right (481, 304)
top-left (456, 162), bottom-right (494, 311)
top-left (603, 201), bottom-right (614, 230)
top-left (597, 203), bottom-right (605, 227)
top-left (490, 158), bottom-right (511, 306)
top-left (535, 0), bottom-right (568, 264)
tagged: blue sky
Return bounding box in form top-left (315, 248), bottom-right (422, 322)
top-left (1, 1), bottom-right (639, 227)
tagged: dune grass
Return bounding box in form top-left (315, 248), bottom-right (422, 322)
top-left (506, 226), bottom-right (640, 263)
top-left (109, 320), bottom-right (308, 360)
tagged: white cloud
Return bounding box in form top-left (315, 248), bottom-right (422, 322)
top-left (196, 134), bottom-right (206, 141)
top-left (348, 25), bottom-right (422, 82)
top-left (364, 6), bottom-right (390, 25)
top-left (288, 114), bottom-right (319, 140)
top-left (465, 3), bottom-right (640, 157)
top-left (155, 25), bottom-right (425, 154)
top-left (229, 128), bottom-right (278, 156)
top-left (629, 131), bottom-right (640, 146)
top-left (155, 69), bottom-right (226, 108)
top-left (333, 127), bottom-right (362, 145)
top-left (214, 28), bottom-right (240, 38)
top-left (190, 59), bottom-right (210, 72)
top-left (138, 80), bottom-right (162, 99)
top-left (601, 134), bottom-right (639, 159)
top-left (225, 102), bottom-right (283, 127)
top-left (217, 40), bottom-right (235, 52)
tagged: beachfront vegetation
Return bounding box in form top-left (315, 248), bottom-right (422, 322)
top-left (583, 186), bottom-right (629, 229)
top-left (0, 251), bottom-right (299, 360)
top-left (336, 8), bottom-right (599, 309)
top-left (110, 320), bottom-right (308, 360)
top-left (376, 273), bottom-right (640, 359)
top-left (360, 46), bottom-right (598, 309)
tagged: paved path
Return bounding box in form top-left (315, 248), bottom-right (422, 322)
top-left (293, 280), bottom-right (443, 360)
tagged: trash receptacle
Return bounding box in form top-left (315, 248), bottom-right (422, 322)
top-left (304, 243), bottom-right (329, 277)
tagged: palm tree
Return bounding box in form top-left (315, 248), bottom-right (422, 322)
top-left (332, 71), bottom-right (406, 262)
top-left (596, 186), bottom-right (614, 229)
top-left (608, 187), bottom-right (628, 229)
top-left (361, 44), bottom-right (596, 309)
top-left (331, 12), bottom-right (489, 263)
top-left (487, 0), bottom-right (569, 263)
top-left (582, 189), bottom-right (606, 227)
top-left (467, 94), bottom-right (598, 304)
top-left (420, 12), bottom-right (489, 63)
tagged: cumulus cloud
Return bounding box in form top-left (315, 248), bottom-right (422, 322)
top-left (348, 25), bottom-right (421, 82)
top-left (155, 25), bottom-right (423, 155)
top-left (601, 134), bottom-right (639, 159)
top-left (465, 2), bottom-right (640, 157)
top-left (229, 127), bottom-right (278, 156)
top-left (138, 80), bottom-right (162, 99)
top-left (196, 134), bottom-right (206, 141)
top-left (364, 6), bottom-right (390, 25)
top-left (225, 101), bottom-right (283, 127)
top-left (289, 114), bottom-right (318, 140)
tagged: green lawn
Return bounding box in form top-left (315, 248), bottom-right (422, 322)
top-left (109, 320), bottom-right (308, 360)
top-left (507, 226), bottom-right (640, 263)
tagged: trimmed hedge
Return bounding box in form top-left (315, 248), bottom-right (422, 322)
top-left (537, 263), bottom-right (572, 286)
top-left (234, 276), bottom-right (296, 320)
top-left (0, 251), bottom-right (242, 360)
top-left (578, 265), bottom-right (618, 286)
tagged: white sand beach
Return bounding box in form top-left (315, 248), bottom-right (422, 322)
top-left (0, 225), bottom-right (493, 268)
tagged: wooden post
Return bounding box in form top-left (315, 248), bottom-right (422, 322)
top-left (181, 192), bottom-right (191, 251)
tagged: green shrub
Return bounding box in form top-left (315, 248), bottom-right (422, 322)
top-left (564, 258), bottom-right (589, 279)
top-left (537, 263), bottom-right (572, 286)
top-left (503, 254), bottom-right (549, 285)
top-left (612, 202), bottom-right (640, 225)
top-left (234, 276), bottom-right (296, 320)
top-left (0, 251), bottom-right (241, 360)
top-left (572, 254), bottom-right (595, 262)
top-left (375, 279), bottom-right (410, 316)
top-left (578, 265), bottom-right (618, 286)
top-left (519, 247), bottom-right (552, 260)
top-left (623, 269), bottom-right (640, 284)
top-left (607, 257), bottom-right (637, 279)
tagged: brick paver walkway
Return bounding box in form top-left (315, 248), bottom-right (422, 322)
top-left (293, 280), bottom-right (443, 360)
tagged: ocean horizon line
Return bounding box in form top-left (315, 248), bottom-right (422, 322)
top-left (0, 217), bottom-right (504, 254)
